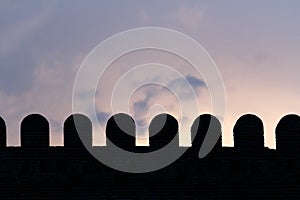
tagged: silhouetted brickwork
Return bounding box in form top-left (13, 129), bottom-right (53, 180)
top-left (0, 113), bottom-right (299, 199)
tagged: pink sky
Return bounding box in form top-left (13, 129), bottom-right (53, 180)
top-left (1, 1), bottom-right (300, 149)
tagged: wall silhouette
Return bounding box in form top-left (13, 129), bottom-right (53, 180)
top-left (0, 117), bottom-right (5, 147)
top-left (0, 113), bottom-right (299, 198)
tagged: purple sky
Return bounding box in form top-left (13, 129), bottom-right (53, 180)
top-left (1, 1), bottom-right (300, 148)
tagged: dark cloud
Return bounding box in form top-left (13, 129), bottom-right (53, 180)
top-left (166, 74), bottom-right (206, 100)
top-left (131, 75), bottom-right (205, 116)
top-left (131, 86), bottom-right (163, 127)
top-left (168, 75), bottom-right (205, 89)
top-left (136, 119), bottom-right (147, 127)
top-left (185, 75), bottom-right (206, 88)
top-left (133, 100), bottom-right (148, 116)
top-left (97, 112), bottom-right (111, 124)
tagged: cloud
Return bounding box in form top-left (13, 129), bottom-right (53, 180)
top-left (133, 100), bottom-right (148, 118)
top-left (97, 112), bottom-right (111, 124)
top-left (167, 75), bottom-right (205, 100)
top-left (0, 5), bottom-right (54, 55)
top-left (129, 74), bottom-right (205, 130)
top-left (163, 4), bottom-right (204, 30)
top-left (137, 4), bottom-right (205, 31)
top-left (0, 2), bottom-right (57, 94)
top-left (0, 51), bottom-right (83, 146)
top-left (138, 9), bottom-right (150, 23)
top-left (186, 75), bottom-right (206, 87)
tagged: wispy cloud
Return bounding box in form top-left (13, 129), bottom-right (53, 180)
top-left (0, 51), bottom-right (83, 146)
top-left (97, 112), bottom-right (111, 124)
top-left (164, 5), bottom-right (204, 30)
top-left (0, 5), bottom-right (54, 55)
top-left (129, 75), bottom-right (205, 132)
top-left (138, 4), bottom-right (205, 31)
top-left (167, 75), bottom-right (205, 100)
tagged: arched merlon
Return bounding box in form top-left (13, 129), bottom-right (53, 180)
top-left (0, 116), bottom-right (6, 147)
top-left (233, 114), bottom-right (264, 149)
top-left (21, 114), bottom-right (49, 148)
top-left (106, 113), bottom-right (136, 150)
top-left (276, 114), bottom-right (300, 152)
top-left (64, 114), bottom-right (92, 147)
top-left (148, 113), bottom-right (179, 150)
top-left (191, 114), bottom-right (222, 158)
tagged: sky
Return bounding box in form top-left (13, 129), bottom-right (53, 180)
top-left (1, 0), bottom-right (300, 149)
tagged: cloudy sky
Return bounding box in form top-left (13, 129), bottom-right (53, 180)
top-left (1, 0), bottom-right (300, 149)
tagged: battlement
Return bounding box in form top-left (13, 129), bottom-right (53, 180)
top-left (0, 113), bottom-right (299, 152)
top-left (0, 113), bottom-right (299, 199)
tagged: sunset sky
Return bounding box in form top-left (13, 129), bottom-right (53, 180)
top-left (1, 1), bottom-right (300, 149)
